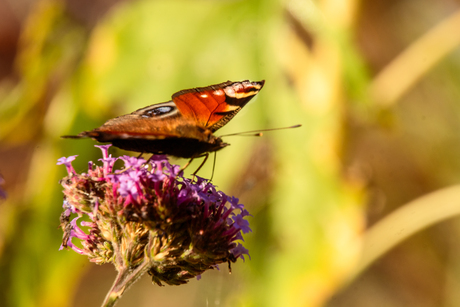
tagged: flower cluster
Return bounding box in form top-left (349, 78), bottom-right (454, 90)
top-left (57, 145), bottom-right (251, 291)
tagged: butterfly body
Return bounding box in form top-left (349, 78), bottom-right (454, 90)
top-left (64, 80), bottom-right (264, 158)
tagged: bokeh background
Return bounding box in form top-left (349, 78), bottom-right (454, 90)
top-left (1, 0), bottom-right (460, 306)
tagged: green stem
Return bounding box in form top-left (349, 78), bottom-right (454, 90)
top-left (101, 260), bottom-right (151, 307)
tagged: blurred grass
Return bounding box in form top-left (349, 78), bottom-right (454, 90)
top-left (1, 0), bottom-right (460, 306)
top-left (356, 185), bottom-right (460, 277)
top-left (369, 9), bottom-right (460, 107)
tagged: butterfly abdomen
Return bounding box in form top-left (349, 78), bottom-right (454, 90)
top-left (111, 136), bottom-right (228, 158)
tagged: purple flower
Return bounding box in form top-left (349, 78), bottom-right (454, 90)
top-left (231, 243), bottom-right (251, 261)
top-left (119, 155), bottom-right (146, 169)
top-left (57, 155), bottom-right (78, 175)
top-left (58, 145), bottom-right (251, 293)
top-left (232, 214), bottom-right (252, 234)
top-left (95, 145), bottom-right (112, 159)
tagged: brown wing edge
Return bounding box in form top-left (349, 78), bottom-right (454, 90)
top-left (171, 80), bottom-right (265, 105)
top-left (208, 80), bottom-right (265, 132)
top-left (171, 80), bottom-right (235, 100)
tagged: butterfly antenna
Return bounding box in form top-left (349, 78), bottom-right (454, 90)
top-left (220, 124), bottom-right (302, 137)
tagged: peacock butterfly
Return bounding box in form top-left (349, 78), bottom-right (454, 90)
top-left (62, 80), bottom-right (265, 158)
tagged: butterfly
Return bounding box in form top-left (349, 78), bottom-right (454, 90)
top-left (63, 80), bottom-right (265, 161)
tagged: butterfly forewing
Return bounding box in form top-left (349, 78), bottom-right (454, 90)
top-left (172, 80), bottom-right (264, 132)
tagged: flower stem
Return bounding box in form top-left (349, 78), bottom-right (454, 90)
top-left (101, 260), bottom-right (151, 307)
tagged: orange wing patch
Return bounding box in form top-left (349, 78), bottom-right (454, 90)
top-left (172, 80), bottom-right (264, 130)
top-left (172, 88), bottom-right (230, 128)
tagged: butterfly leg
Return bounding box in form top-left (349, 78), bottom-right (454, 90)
top-left (144, 154), bottom-right (157, 166)
top-left (209, 152), bottom-right (217, 182)
top-left (191, 153), bottom-right (209, 180)
top-left (181, 158), bottom-right (194, 171)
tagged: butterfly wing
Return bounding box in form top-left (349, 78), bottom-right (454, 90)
top-left (91, 101), bottom-right (189, 140)
top-left (62, 80), bottom-right (265, 157)
top-left (171, 80), bottom-right (264, 132)
top-left (63, 101), bottom-right (228, 157)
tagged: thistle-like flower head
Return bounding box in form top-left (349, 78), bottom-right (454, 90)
top-left (58, 145), bottom-right (251, 289)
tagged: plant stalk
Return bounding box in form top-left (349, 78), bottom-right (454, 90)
top-left (101, 260), bottom-right (151, 307)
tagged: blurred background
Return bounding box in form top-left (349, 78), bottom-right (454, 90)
top-left (1, 0), bottom-right (460, 306)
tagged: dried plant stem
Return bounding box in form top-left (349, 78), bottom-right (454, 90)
top-left (355, 184), bottom-right (460, 278)
top-left (102, 260), bottom-right (151, 307)
top-left (369, 9), bottom-right (460, 107)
